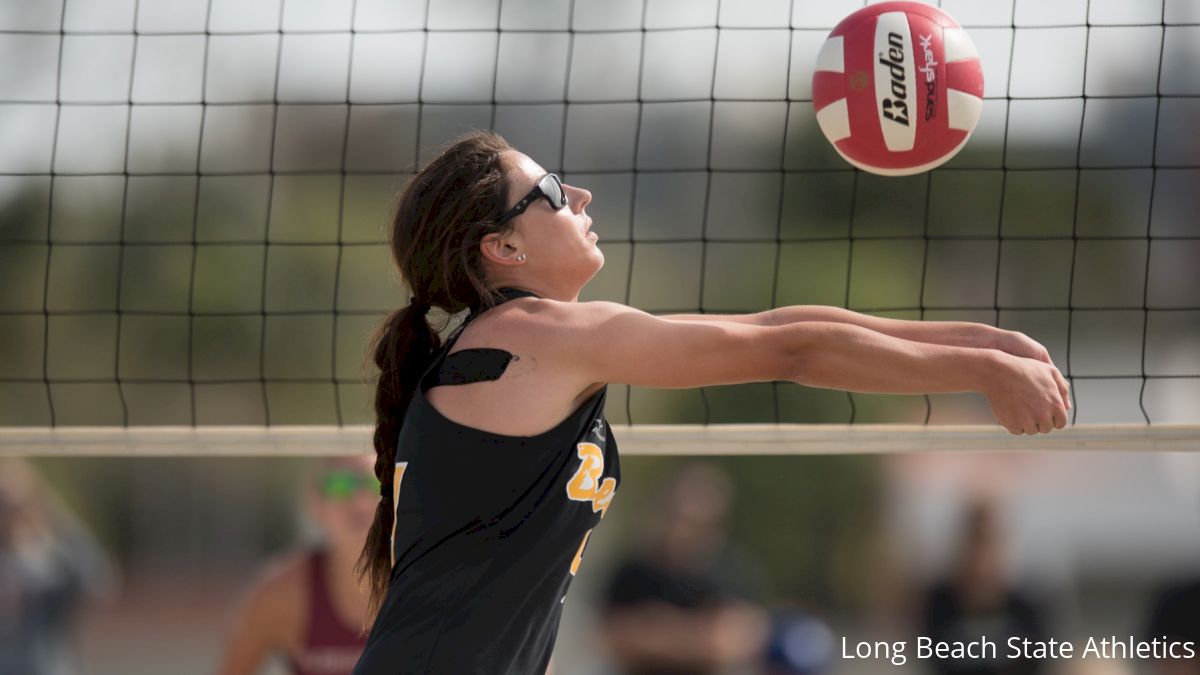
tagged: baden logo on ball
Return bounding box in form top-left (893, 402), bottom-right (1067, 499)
top-left (812, 1), bottom-right (985, 177)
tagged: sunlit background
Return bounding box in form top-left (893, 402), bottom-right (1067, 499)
top-left (1, 0), bottom-right (1198, 673)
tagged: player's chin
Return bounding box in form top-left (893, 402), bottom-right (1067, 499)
top-left (581, 246), bottom-right (605, 275)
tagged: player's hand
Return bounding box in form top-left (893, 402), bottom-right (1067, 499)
top-left (983, 353), bottom-right (1071, 435)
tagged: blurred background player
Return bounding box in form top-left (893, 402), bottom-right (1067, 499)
top-left (217, 456), bottom-right (376, 675)
top-left (601, 462), bottom-right (771, 674)
top-left (1144, 576), bottom-right (1200, 675)
top-left (0, 458), bottom-right (116, 675)
top-left (921, 497), bottom-right (1047, 675)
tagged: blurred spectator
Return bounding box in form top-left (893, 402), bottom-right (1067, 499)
top-left (0, 458), bottom-right (116, 675)
top-left (1144, 577), bottom-right (1200, 675)
top-left (216, 456), bottom-right (376, 675)
top-left (921, 497), bottom-right (1046, 675)
top-left (600, 462), bottom-right (770, 675)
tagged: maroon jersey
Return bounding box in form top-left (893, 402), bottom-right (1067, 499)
top-left (288, 551), bottom-right (367, 675)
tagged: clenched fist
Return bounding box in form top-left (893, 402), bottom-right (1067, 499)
top-left (983, 352), bottom-right (1071, 435)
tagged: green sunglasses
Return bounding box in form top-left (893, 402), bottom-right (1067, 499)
top-left (318, 470), bottom-right (380, 500)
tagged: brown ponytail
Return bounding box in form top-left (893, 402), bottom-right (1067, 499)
top-left (357, 131), bottom-right (515, 621)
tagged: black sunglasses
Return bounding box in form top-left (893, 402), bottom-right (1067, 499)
top-left (497, 173), bottom-right (568, 225)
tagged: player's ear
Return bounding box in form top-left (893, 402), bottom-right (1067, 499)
top-left (480, 231), bottom-right (525, 266)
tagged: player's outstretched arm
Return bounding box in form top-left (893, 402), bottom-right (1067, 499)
top-left (661, 305), bottom-right (1058, 368)
top-left (534, 301), bottom-right (1067, 435)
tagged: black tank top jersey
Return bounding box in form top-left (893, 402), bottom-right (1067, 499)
top-left (354, 288), bottom-right (620, 675)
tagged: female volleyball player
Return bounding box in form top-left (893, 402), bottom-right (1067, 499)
top-left (218, 456), bottom-right (375, 675)
top-left (352, 132), bottom-right (1070, 675)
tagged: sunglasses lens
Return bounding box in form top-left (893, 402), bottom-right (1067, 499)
top-left (542, 174), bottom-right (567, 209)
top-left (319, 471), bottom-right (379, 500)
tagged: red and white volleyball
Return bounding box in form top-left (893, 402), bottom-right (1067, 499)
top-left (811, 2), bottom-right (985, 176)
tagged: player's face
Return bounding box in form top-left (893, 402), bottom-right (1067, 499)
top-left (308, 456), bottom-right (378, 552)
top-left (499, 151), bottom-right (604, 288)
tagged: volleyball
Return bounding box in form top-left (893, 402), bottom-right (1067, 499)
top-left (812, 1), bottom-right (985, 176)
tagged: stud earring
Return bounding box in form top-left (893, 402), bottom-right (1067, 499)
top-left (516, 253), bottom-right (527, 262)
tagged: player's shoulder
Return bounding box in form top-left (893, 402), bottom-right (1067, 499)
top-left (468, 298), bottom-right (635, 361)
top-left (247, 549), bottom-right (311, 608)
top-left (472, 296), bottom-right (633, 343)
top-left (490, 297), bottom-right (630, 331)
top-left (232, 549), bottom-right (309, 645)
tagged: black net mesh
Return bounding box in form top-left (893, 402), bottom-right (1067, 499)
top-left (0, 0), bottom-right (1197, 429)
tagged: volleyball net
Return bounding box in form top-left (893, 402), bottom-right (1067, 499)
top-left (1, 0), bottom-right (1198, 455)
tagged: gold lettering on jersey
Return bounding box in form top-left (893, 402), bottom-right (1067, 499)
top-left (389, 462), bottom-right (408, 567)
top-left (565, 442), bottom-right (616, 580)
top-left (570, 530), bottom-right (592, 576)
top-left (566, 442), bottom-right (616, 517)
